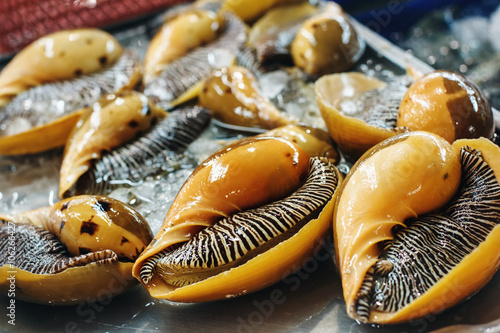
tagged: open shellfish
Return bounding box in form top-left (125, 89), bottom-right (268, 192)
top-left (334, 131), bottom-right (500, 324)
top-left (316, 70), bottom-right (494, 160)
top-left (0, 195), bottom-right (153, 305)
top-left (132, 137), bottom-right (342, 301)
top-left (143, 4), bottom-right (247, 109)
top-left (59, 91), bottom-right (211, 198)
top-left (0, 28), bottom-right (141, 155)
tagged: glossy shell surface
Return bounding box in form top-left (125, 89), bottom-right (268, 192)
top-left (199, 66), bottom-right (297, 129)
top-left (62, 106), bottom-right (211, 197)
top-left (0, 28), bottom-right (123, 107)
top-left (398, 70), bottom-right (494, 142)
top-left (0, 195), bottom-right (153, 305)
top-left (143, 9), bottom-right (247, 109)
top-left (132, 137), bottom-right (342, 301)
top-left (59, 91), bottom-right (167, 198)
top-left (291, 3), bottom-right (365, 76)
top-left (334, 131), bottom-right (500, 323)
top-left (259, 124), bottom-right (339, 163)
top-left (0, 47), bottom-right (141, 155)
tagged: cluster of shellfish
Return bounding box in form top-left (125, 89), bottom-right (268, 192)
top-left (0, 0), bottom-right (499, 327)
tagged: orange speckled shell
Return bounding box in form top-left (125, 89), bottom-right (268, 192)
top-left (144, 8), bottom-right (224, 80)
top-left (0, 195), bottom-right (153, 305)
top-left (0, 28), bottom-right (123, 106)
top-left (398, 70), bottom-right (494, 142)
top-left (58, 91), bottom-right (166, 198)
top-left (199, 66), bottom-right (297, 130)
top-left (259, 124), bottom-right (339, 163)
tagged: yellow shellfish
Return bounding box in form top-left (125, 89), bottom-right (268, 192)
top-left (291, 2), bottom-right (365, 76)
top-left (316, 70), bottom-right (494, 160)
top-left (334, 131), bottom-right (500, 323)
top-left (0, 195), bottom-right (153, 305)
top-left (0, 28), bottom-right (141, 155)
top-left (58, 90), bottom-right (167, 198)
top-left (132, 137), bottom-right (342, 301)
top-left (0, 28), bottom-right (123, 106)
top-left (258, 124), bottom-right (339, 163)
top-left (199, 66), bottom-right (297, 130)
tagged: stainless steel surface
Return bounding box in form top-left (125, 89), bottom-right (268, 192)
top-left (1, 14), bottom-right (500, 333)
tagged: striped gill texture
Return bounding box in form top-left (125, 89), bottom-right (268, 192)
top-left (0, 195), bottom-right (153, 305)
top-left (132, 137), bottom-right (341, 302)
top-left (334, 131), bottom-right (500, 324)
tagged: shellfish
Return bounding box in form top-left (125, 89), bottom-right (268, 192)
top-left (247, 2), bottom-right (319, 65)
top-left (143, 5), bottom-right (247, 109)
top-left (334, 131), bottom-right (500, 324)
top-left (0, 195), bottom-right (153, 305)
top-left (0, 29), bottom-right (141, 155)
top-left (291, 2), bottom-right (365, 76)
top-left (398, 70), bottom-right (494, 143)
top-left (316, 70), bottom-right (494, 160)
top-left (132, 137), bottom-right (342, 301)
top-left (199, 66), bottom-right (297, 130)
top-left (59, 91), bottom-right (211, 198)
top-left (222, 0), bottom-right (305, 23)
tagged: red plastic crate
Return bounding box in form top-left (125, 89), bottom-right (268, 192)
top-left (0, 0), bottom-right (190, 56)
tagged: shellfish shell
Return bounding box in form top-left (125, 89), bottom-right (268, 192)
top-left (132, 137), bottom-right (342, 301)
top-left (0, 28), bottom-right (123, 107)
top-left (199, 65), bottom-right (297, 130)
top-left (143, 9), bottom-right (247, 109)
top-left (61, 105), bottom-right (212, 197)
top-left (334, 131), bottom-right (500, 323)
top-left (291, 2), bottom-right (365, 76)
top-left (0, 48), bottom-right (141, 155)
top-left (59, 91), bottom-right (167, 198)
top-left (0, 195), bottom-right (153, 305)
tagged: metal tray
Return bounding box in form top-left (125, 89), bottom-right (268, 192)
top-left (1, 12), bottom-right (499, 333)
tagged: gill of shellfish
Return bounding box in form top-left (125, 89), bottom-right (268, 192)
top-left (61, 105), bottom-right (212, 198)
top-left (0, 195), bottom-right (153, 305)
top-left (334, 131), bottom-right (500, 324)
top-left (315, 72), bottom-right (407, 161)
top-left (143, 8), bottom-right (247, 110)
top-left (132, 137), bottom-right (342, 302)
top-left (199, 65), bottom-right (297, 130)
top-left (0, 48), bottom-right (141, 155)
top-left (58, 91), bottom-right (166, 198)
